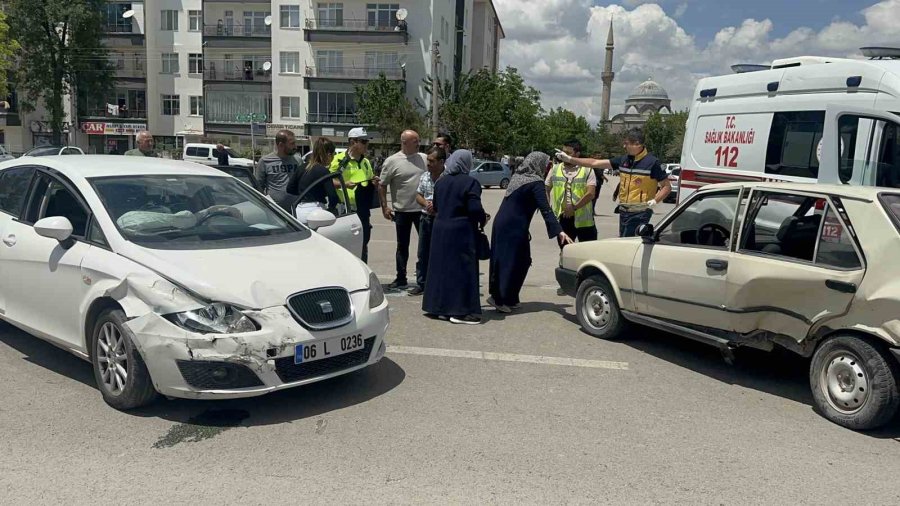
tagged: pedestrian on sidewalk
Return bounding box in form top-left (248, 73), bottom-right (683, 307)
top-left (216, 143), bottom-right (230, 166)
top-left (546, 139), bottom-right (598, 248)
top-left (379, 130), bottom-right (427, 289)
top-left (555, 128), bottom-right (670, 237)
top-left (255, 129), bottom-right (301, 212)
top-left (422, 150), bottom-right (488, 325)
top-left (410, 145), bottom-right (447, 296)
top-left (488, 151), bottom-right (573, 313)
top-left (330, 127), bottom-right (377, 262)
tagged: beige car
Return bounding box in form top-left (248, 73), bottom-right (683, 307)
top-left (557, 182), bottom-right (900, 430)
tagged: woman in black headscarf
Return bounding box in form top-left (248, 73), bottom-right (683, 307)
top-left (422, 150), bottom-right (487, 325)
top-left (488, 151), bottom-right (572, 313)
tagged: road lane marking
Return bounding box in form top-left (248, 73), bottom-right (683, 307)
top-left (387, 345), bottom-right (629, 370)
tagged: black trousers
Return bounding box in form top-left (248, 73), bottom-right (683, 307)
top-left (359, 212), bottom-right (372, 263)
top-left (558, 216), bottom-right (598, 249)
top-left (416, 214), bottom-right (434, 289)
top-left (394, 211), bottom-right (421, 282)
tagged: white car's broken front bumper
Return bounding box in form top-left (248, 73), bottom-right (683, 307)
top-left (124, 291), bottom-right (389, 400)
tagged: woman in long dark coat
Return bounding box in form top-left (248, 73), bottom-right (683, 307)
top-left (488, 151), bottom-right (573, 312)
top-left (422, 150), bottom-right (487, 325)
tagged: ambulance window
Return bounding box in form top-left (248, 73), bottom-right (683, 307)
top-left (765, 111), bottom-right (825, 179)
top-left (838, 115), bottom-right (899, 185)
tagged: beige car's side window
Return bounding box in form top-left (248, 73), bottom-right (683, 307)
top-left (740, 192), bottom-right (825, 263)
top-left (656, 190), bottom-right (740, 249)
top-left (815, 205), bottom-right (861, 269)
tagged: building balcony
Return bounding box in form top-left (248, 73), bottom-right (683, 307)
top-left (306, 113), bottom-right (359, 125)
top-left (305, 66), bottom-right (404, 80)
top-left (113, 66), bottom-right (147, 80)
top-left (203, 24), bottom-right (271, 49)
top-left (304, 19), bottom-right (409, 44)
top-left (204, 63), bottom-right (272, 83)
top-left (103, 22), bottom-right (144, 40)
top-left (81, 108), bottom-right (148, 120)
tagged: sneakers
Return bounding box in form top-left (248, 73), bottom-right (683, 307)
top-left (487, 297), bottom-right (512, 314)
top-left (408, 286), bottom-right (424, 296)
top-left (388, 279), bottom-right (408, 289)
top-left (450, 315), bottom-right (482, 325)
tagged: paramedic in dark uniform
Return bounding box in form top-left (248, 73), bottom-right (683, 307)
top-left (555, 128), bottom-right (670, 237)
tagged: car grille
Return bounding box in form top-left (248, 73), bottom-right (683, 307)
top-left (274, 337), bottom-right (376, 383)
top-left (287, 288), bottom-right (353, 330)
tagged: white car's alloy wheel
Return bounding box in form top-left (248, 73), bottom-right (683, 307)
top-left (97, 322), bottom-right (128, 396)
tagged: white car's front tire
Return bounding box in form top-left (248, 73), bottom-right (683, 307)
top-left (91, 308), bottom-right (159, 410)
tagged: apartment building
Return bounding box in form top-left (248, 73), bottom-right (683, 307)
top-left (0, 0), bottom-right (503, 154)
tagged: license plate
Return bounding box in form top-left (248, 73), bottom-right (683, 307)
top-left (294, 334), bottom-right (365, 364)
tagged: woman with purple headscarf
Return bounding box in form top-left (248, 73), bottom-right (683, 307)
top-left (488, 151), bottom-right (573, 313)
top-left (422, 150), bottom-right (488, 324)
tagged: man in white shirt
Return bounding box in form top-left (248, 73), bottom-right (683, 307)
top-left (379, 130), bottom-right (427, 289)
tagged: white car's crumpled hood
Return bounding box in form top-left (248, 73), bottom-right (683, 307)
top-left (116, 234), bottom-right (370, 310)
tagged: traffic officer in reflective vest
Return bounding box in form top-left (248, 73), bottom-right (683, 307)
top-left (545, 139), bottom-right (598, 248)
top-left (555, 128), bottom-right (671, 237)
top-left (330, 127), bottom-right (377, 262)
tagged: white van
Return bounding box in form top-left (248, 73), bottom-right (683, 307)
top-left (679, 48), bottom-right (900, 203)
top-left (183, 143), bottom-right (255, 168)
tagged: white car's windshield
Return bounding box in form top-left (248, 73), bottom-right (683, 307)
top-left (91, 175), bottom-right (306, 249)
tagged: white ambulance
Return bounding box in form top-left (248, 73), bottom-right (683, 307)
top-left (678, 47), bottom-right (900, 203)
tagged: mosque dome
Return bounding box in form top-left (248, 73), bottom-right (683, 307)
top-left (626, 79), bottom-right (670, 101)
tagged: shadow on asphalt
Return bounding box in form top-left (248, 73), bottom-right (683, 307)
top-left (479, 301), bottom-right (572, 323)
top-left (616, 326), bottom-right (900, 436)
top-left (0, 322), bottom-right (406, 433)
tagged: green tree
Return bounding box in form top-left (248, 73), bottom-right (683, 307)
top-left (0, 10), bottom-right (19, 101)
top-left (642, 112), bottom-right (673, 160)
top-left (664, 110), bottom-right (689, 161)
top-left (539, 107), bottom-right (594, 153)
top-left (7, 0), bottom-right (113, 145)
top-left (356, 74), bottom-right (425, 147)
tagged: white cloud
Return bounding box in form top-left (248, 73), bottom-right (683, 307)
top-left (494, 0), bottom-right (900, 125)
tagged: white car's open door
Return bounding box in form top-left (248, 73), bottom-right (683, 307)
top-left (295, 171), bottom-right (363, 258)
top-left (819, 105), bottom-right (900, 186)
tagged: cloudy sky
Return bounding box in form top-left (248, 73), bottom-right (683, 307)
top-left (493, 0), bottom-right (899, 124)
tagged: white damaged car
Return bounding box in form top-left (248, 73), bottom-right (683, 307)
top-left (0, 156), bottom-right (388, 409)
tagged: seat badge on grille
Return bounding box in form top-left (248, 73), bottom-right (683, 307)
top-left (318, 301), bottom-right (334, 314)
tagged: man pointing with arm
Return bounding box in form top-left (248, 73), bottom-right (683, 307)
top-left (556, 128), bottom-right (670, 237)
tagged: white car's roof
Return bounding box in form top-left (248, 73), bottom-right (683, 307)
top-left (0, 155), bottom-right (227, 180)
top-left (697, 181), bottom-right (897, 200)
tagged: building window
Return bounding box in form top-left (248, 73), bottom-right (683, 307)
top-left (244, 11), bottom-right (271, 36)
top-left (205, 91), bottom-right (272, 124)
top-left (161, 10), bottom-right (179, 31)
top-left (316, 50), bottom-right (343, 72)
top-left (280, 52), bottom-right (300, 74)
top-left (365, 51), bottom-right (399, 77)
top-left (188, 53), bottom-right (203, 74)
top-left (161, 95), bottom-right (180, 116)
top-left (366, 4), bottom-right (399, 29)
top-left (161, 53), bottom-right (179, 74)
top-left (189, 10), bottom-right (202, 31)
top-left (317, 3), bottom-right (343, 28)
top-left (280, 5), bottom-right (301, 28)
top-left (281, 97), bottom-right (302, 119)
top-left (308, 91), bottom-right (357, 123)
top-left (104, 3), bottom-right (132, 32)
top-left (189, 96), bottom-right (203, 116)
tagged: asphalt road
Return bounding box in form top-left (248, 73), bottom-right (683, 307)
top-left (2, 178), bottom-right (900, 504)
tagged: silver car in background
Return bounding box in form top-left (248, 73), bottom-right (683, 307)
top-left (471, 160), bottom-right (511, 189)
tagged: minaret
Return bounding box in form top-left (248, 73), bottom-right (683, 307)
top-left (600, 19), bottom-right (615, 124)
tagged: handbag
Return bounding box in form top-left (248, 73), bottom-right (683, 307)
top-left (476, 227), bottom-right (491, 260)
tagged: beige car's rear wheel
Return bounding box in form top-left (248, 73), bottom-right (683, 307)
top-left (810, 335), bottom-right (900, 430)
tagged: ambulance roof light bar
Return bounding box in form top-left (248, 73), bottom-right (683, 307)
top-left (731, 64), bottom-right (771, 74)
top-left (861, 47), bottom-right (900, 60)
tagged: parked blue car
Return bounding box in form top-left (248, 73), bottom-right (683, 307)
top-left (470, 160), bottom-right (511, 189)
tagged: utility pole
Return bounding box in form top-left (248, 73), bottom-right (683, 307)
top-left (431, 40), bottom-right (440, 138)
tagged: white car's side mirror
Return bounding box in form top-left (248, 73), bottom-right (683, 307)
top-left (306, 209), bottom-right (337, 230)
top-left (34, 216), bottom-right (74, 246)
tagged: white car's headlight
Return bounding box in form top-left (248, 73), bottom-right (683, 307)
top-left (369, 272), bottom-right (385, 308)
top-left (165, 303), bottom-right (258, 334)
